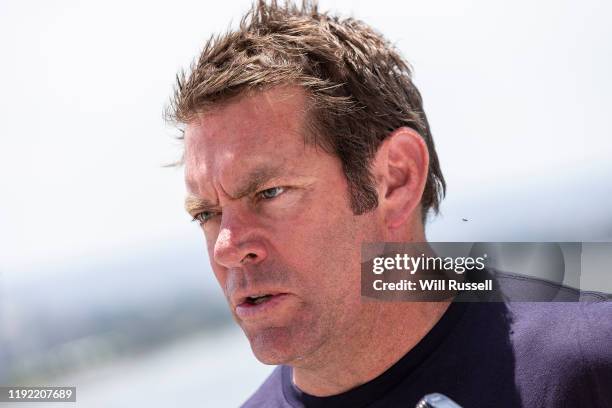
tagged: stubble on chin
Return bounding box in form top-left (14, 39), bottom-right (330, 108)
top-left (242, 303), bottom-right (334, 367)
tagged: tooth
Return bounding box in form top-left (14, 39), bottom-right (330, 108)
top-left (252, 295), bottom-right (271, 305)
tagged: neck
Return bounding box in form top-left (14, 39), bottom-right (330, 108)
top-left (291, 299), bottom-right (451, 396)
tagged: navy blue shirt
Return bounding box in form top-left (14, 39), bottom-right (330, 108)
top-left (242, 278), bottom-right (611, 407)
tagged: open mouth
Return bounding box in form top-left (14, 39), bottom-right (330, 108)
top-left (245, 294), bottom-right (274, 305)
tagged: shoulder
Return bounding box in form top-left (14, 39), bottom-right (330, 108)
top-left (477, 269), bottom-right (612, 404)
top-left (507, 299), bottom-right (612, 406)
top-left (241, 366), bottom-right (288, 408)
top-left (490, 270), bottom-right (611, 355)
top-left (509, 300), bottom-right (611, 357)
top-left (496, 271), bottom-right (612, 360)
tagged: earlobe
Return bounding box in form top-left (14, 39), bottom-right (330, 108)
top-left (376, 127), bottom-right (429, 229)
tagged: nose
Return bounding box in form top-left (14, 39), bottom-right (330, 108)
top-left (212, 207), bottom-right (267, 268)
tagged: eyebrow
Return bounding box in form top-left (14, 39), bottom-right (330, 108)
top-left (184, 164), bottom-right (286, 216)
top-left (184, 195), bottom-right (217, 217)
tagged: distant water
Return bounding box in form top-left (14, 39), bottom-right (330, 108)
top-left (3, 326), bottom-right (274, 408)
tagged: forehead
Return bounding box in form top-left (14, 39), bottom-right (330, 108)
top-left (183, 86), bottom-right (312, 194)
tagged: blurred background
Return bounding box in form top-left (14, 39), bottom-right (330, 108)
top-left (0, 0), bottom-right (611, 406)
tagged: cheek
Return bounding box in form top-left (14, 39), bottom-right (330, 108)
top-left (278, 210), bottom-right (364, 293)
top-left (284, 218), bottom-right (369, 338)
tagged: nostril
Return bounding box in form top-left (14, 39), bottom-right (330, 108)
top-left (240, 253), bottom-right (257, 264)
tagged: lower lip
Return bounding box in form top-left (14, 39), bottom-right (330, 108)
top-left (235, 293), bottom-right (290, 320)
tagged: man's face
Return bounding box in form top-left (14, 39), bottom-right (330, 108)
top-left (184, 86), bottom-right (383, 365)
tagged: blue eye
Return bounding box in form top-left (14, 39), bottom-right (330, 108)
top-left (259, 187), bottom-right (285, 199)
top-left (193, 211), bottom-right (215, 224)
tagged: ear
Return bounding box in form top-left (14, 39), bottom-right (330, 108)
top-left (372, 127), bottom-right (429, 229)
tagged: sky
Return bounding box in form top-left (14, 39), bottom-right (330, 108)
top-left (1, 0), bottom-right (611, 278)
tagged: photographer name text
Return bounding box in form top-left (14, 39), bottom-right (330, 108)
top-left (373, 279), bottom-right (493, 291)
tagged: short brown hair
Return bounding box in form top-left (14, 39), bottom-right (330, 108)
top-left (168, 0), bottom-right (446, 219)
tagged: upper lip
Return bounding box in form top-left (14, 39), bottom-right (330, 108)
top-left (232, 290), bottom-right (287, 307)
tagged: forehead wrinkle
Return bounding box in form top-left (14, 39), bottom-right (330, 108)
top-left (185, 162), bottom-right (290, 215)
top-left (229, 163), bottom-right (287, 199)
